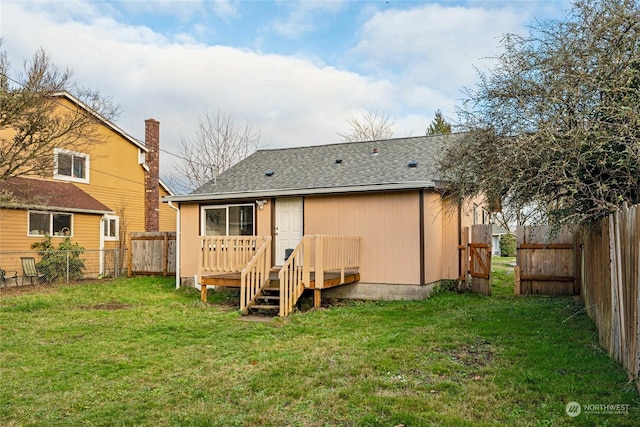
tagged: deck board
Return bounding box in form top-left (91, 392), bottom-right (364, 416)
top-left (201, 269), bottom-right (359, 289)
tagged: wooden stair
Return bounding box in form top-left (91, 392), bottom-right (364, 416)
top-left (247, 279), bottom-right (281, 315)
top-left (201, 268), bottom-right (360, 316)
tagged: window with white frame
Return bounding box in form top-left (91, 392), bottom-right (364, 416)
top-left (103, 215), bottom-right (119, 240)
top-left (54, 148), bottom-right (89, 183)
top-left (201, 204), bottom-right (254, 236)
top-left (28, 211), bottom-right (73, 237)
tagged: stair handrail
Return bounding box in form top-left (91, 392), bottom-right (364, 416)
top-left (278, 235), bottom-right (311, 317)
top-left (279, 235), bottom-right (361, 316)
top-left (240, 236), bottom-right (272, 315)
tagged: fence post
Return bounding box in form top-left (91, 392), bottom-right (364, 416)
top-left (115, 248), bottom-right (120, 278)
top-left (66, 251), bottom-right (70, 284)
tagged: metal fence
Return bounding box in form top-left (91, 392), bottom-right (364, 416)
top-left (0, 248), bottom-right (127, 288)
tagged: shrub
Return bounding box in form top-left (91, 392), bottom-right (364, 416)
top-left (31, 235), bottom-right (86, 283)
top-left (499, 233), bottom-right (517, 257)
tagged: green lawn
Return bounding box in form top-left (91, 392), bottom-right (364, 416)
top-left (0, 260), bottom-right (638, 426)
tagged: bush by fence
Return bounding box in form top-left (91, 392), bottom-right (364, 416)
top-left (0, 248), bottom-right (127, 287)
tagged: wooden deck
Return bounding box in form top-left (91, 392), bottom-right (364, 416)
top-left (201, 269), bottom-right (360, 289)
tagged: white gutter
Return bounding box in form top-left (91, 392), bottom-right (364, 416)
top-left (168, 200), bottom-right (180, 289)
top-left (164, 181), bottom-right (437, 203)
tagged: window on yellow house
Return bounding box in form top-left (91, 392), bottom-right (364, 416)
top-left (103, 215), bottom-right (119, 240)
top-left (28, 211), bottom-right (73, 237)
top-left (54, 148), bottom-right (89, 183)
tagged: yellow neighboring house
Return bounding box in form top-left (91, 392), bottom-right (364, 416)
top-left (0, 91), bottom-right (175, 277)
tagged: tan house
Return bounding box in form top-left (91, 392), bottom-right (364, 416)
top-left (0, 91), bottom-right (175, 278)
top-left (166, 134), bottom-right (487, 316)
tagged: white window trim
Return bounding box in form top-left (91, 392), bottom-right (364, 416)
top-left (200, 204), bottom-right (255, 236)
top-left (28, 210), bottom-right (74, 237)
top-left (103, 215), bottom-right (119, 241)
top-left (54, 148), bottom-right (90, 184)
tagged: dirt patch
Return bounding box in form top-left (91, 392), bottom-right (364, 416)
top-left (446, 339), bottom-right (495, 368)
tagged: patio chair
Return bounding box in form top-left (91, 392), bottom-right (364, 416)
top-left (21, 257), bottom-right (45, 285)
top-left (1, 268), bottom-right (18, 287)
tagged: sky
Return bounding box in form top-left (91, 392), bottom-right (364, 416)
top-left (0, 0), bottom-right (570, 189)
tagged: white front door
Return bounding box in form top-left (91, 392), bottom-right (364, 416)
top-left (275, 197), bottom-right (303, 265)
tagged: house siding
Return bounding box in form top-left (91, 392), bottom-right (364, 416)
top-left (180, 203), bottom-right (201, 279)
top-left (0, 208), bottom-right (102, 274)
top-left (159, 187), bottom-right (176, 232)
top-left (71, 119), bottom-right (147, 234)
top-left (304, 191), bottom-right (422, 286)
top-left (0, 209), bottom-right (27, 251)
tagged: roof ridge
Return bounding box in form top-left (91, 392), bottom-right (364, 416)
top-left (256, 133), bottom-right (450, 153)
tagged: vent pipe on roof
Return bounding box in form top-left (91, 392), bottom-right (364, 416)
top-left (372, 148), bottom-right (379, 157)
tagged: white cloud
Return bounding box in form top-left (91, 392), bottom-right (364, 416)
top-left (267, 0), bottom-right (347, 38)
top-left (349, 4), bottom-right (529, 87)
top-left (2, 0), bottom-right (569, 185)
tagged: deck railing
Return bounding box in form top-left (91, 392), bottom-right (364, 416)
top-left (198, 236), bottom-right (268, 279)
top-left (279, 235), bottom-right (361, 316)
top-left (315, 235), bottom-right (361, 290)
top-left (240, 236), bottom-right (272, 315)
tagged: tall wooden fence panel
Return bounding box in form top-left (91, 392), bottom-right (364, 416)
top-left (581, 204), bottom-right (640, 382)
top-left (128, 232), bottom-right (176, 277)
top-left (515, 226), bottom-right (578, 295)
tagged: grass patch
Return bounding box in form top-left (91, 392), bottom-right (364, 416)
top-left (0, 272), bottom-right (638, 426)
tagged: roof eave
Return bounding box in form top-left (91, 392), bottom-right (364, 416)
top-left (52, 91), bottom-right (148, 152)
top-left (1, 203), bottom-right (114, 215)
top-left (164, 182), bottom-right (438, 203)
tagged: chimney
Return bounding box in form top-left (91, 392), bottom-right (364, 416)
top-left (144, 118), bottom-right (160, 232)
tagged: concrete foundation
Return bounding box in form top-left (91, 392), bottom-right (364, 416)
top-left (322, 281), bottom-right (437, 301)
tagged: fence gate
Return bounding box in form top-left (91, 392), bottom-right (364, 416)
top-left (470, 224), bottom-right (492, 295)
top-left (461, 224), bottom-right (492, 296)
top-left (515, 226), bottom-right (578, 295)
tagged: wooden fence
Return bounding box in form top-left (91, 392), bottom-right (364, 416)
top-left (128, 232), bottom-right (176, 277)
top-left (515, 226), bottom-right (579, 295)
top-left (581, 204), bottom-right (640, 383)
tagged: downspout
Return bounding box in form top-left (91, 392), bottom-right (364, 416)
top-left (457, 199), bottom-right (462, 280)
top-left (419, 189), bottom-right (425, 286)
top-left (168, 201), bottom-right (180, 289)
top-left (99, 214), bottom-right (106, 275)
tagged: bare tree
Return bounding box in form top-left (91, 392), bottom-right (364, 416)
top-left (337, 108), bottom-right (395, 142)
top-left (439, 0), bottom-right (640, 230)
top-left (0, 42), bottom-right (120, 182)
top-left (169, 109), bottom-right (260, 193)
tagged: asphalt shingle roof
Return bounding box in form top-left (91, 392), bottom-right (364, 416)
top-left (0, 177), bottom-right (112, 214)
top-left (190, 134), bottom-right (462, 197)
